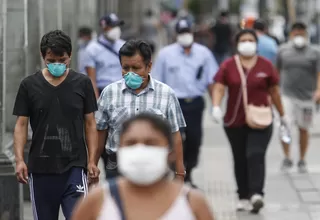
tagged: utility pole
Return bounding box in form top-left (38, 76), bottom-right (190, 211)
top-left (287, 0), bottom-right (296, 25)
top-left (0, 0), bottom-right (24, 219)
top-left (259, 0), bottom-right (268, 20)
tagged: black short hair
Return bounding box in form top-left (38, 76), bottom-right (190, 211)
top-left (235, 29), bottom-right (258, 43)
top-left (120, 113), bottom-right (174, 149)
top-left (78, 26), bottom-right (92, 38)
top-left (220, 10), bottom-right (229, 17)
top-left (145, 8), bottom-right (154, 17)
top-left (40, 30), bottom-right (72, 58)
top-left (119, 39), bottom-right (152, 65)
top-left (253, 19), bottom-right (267, 31)
top-left (291, 22), bottom-right (307, 31)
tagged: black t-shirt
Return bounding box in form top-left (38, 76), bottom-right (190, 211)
top-left (13, 70), bottom-right (98, 174)
top-left (212, 22), bottom-right (232, 53)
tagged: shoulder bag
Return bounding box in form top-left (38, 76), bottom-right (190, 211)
top-left (234, 55), bottom-right (272, 129)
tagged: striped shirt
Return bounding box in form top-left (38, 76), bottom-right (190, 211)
top-left (95, 76), bottom-right (186, 152)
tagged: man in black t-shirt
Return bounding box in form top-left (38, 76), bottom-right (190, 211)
top-left (13, 30), bottom-right (99, 220)
top-left (211, 11), bottom-right (233, 65)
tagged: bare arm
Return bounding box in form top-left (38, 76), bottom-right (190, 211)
top-left (269, 85), bottom-right (284, 117)
top-left (212, 83), bottom-right (225, 106)
top-left (208, 84), bottom-right (214, 100)
top-left (189, 189), bottom-right (215, 220)
top-left (14, 116), bottom-right (28, 163)
top-left (71, 187), bottom-right (104, 220)
top-left (173, 131), bottom-right (185, 179)
top-left (96, 129), bottom-right (108, 164)
top-left (85, 113), bottom-right (98, 165)
top-left (86, 67), bottom-right (99, 98)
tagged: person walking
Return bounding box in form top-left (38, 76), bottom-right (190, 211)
top-left (77, 26), bottom-right (94, 74)
top-left (276, 22), bottom-right (320, 172)
top-left (253, 19), bottom-right (278, 65)
top-left (82, 13), bottom-right (125, 177)
top-left (95, 39), bottom-right (186, 181)
top-left (153, 18), bottom-right (219, 188)
top-left (211, 29), bottom-right (286, 214)
top-left (83, 13), bottom-right (125, 98)
top-left (72, 113), bottom-right (214, 220)
top-left (211, 11), bottom-right (233, 65)
top-left (13, 30), bottom-right (100, 220)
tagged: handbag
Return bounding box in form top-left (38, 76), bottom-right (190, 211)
top-left (234, 55), bottom-right (272, 129)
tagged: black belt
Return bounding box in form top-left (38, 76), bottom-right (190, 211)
top-left (178, 96), bottom-right (202, 103)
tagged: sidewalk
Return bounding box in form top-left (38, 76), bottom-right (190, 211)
top-left (192, 101), bottom-right (320, 220)
top-left (24, 100), bottom-right (320, 220)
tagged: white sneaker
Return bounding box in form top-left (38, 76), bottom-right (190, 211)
top-left (236, 199), bottom-right (251, 211)
top-left (250, 194), bottom-right (264, 214)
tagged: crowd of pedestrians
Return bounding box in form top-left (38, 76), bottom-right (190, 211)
top-left (11, 8), bottom-right (320, 219)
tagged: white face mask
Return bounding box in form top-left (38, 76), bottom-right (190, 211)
top-left (292, 36), bottom-right (307, 48)
top-left (118, 144), bottom-right (169, 186)
top-left (237, 41), bottom-right (257, 57)
top-left (105, 26), bottom-right (121, 41)
top-left (177, 33), bottom-right (194, 47)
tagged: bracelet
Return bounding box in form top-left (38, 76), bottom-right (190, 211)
top-left (175, 171), bottom-right (186, 176)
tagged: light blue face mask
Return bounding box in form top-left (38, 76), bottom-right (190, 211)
top-left (124, 72), bottom-right (143, 89)
top-left (47, 63), bottom-right (67, 77)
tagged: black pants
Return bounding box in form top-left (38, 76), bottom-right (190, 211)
top-left (29, 167), bottom-right (87, 220)
top-left (179, 97), bottom-right (205, 178)
top-left (224, 125), bottom-right (273, 199)
top-left (98, 87), bottom-right (111, 177)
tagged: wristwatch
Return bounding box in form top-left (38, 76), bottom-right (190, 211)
top-left (175, 171), bottom-right (186, 177)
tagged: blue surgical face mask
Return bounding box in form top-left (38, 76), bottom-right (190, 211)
top-left (124, 72), bottom-right (143, 89)
top-left (47, 63), bottom-right (67, 77)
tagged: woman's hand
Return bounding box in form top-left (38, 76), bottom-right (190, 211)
top-left (211, 106), bottom-right (223, 123)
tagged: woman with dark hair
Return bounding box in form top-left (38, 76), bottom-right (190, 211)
top-left (72, 113), bottom-right (214, 220)
top-left (211, 29), bottom-right (287, 214)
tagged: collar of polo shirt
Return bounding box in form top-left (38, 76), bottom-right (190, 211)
top-left (178, 43), bottom-right (195, 55)
top-left (99, 34), bottom-right (114, 45)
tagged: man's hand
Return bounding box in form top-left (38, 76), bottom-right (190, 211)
top-left (88, 162), bottom-right (100, 185)
top-left (15, 160), bottom-right (28, 184)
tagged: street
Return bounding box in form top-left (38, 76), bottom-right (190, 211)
top-left (23, 96), bottom-right (320, 220)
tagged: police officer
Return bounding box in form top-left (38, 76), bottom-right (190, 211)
top-left (153, 18), bottom-right (219, 187)
top-left (83, 13), bottom-right (125, 98)
top-left (82, 13), bottom-right (125, 177)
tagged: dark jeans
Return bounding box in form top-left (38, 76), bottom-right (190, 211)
top-left (179, 97), bottom-right (205, 180)
top-left (98, 87), bottom-right (112, 178)
top-left (224, 125), bottom-right (273, 199)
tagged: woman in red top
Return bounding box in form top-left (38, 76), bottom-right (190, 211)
top-left (211, 29), bottom-right (285, 214)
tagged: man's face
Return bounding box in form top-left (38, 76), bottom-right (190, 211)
top-left (290, 29), bottom-right (307, 39)
top-left (121, 53), bottom-right (151, 79)
top-left (80, 35), bottom-right (91, 42)
top-left (43, 49), bottom-right (71, 66)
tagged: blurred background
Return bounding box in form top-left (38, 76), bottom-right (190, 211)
top-left (0, 0), bottom-right (319, 135)
top-left (1, 1), bottom-right (320, 219)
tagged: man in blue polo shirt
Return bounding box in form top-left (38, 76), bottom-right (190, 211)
top-left (253, 19), bottom-right (278, 64)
